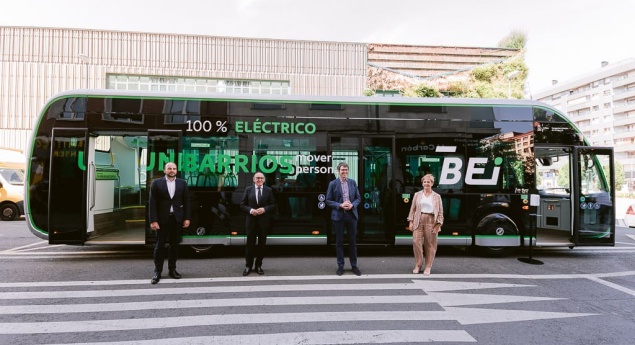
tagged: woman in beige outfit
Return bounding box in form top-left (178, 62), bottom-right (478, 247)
top-left (407, 174), bottom-right (444, 275)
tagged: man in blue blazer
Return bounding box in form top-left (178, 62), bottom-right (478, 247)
top-left (240, 171), bottom-right (276, 276)
top-left (149, 162), bottom-right (191, 284)
top-left (326, 162), bottom-right (362, 276)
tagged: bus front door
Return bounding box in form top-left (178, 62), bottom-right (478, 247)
top-left (48, 128), bottom-right (89, 244)
top-left (573, 147), bottom-right (615, 245)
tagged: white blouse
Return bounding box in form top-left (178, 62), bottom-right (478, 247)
top-left (419, 193), bottom-right (433, 214)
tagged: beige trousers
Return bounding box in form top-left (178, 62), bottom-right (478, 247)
top-left (413, 213), bottom-right (437, 269)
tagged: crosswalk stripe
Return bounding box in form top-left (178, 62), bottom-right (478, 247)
top-left (0, 292), bottom-right (566, 315)
top-left (0, 295), bottom-right (431, 314)
top-left (0, 281), bottom-right (531, 300)
top-left (0, 276), bottom-right (602, 340)
top-left (47, 330), bottom-right (478, 345)
top-left (1, 270), bottom-right (634, 288)
top-left (0, 311), bottom-right (460, 334)
top-left (0, 308), bottom-right (596, 335)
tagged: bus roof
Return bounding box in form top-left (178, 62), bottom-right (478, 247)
top-left (46, 89), bottom-right (557, 111)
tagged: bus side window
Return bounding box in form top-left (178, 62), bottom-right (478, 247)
top-left (442, 197), bottom-right (461, 221)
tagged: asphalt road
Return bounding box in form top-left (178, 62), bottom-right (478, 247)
top-left (1, 219), bottom-right (634, 345)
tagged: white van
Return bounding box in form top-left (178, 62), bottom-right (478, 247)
top-left (0, 149), bottom-right (25, 221)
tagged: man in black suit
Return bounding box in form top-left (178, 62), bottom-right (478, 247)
top-left (240, 171), bottom-right (276, 276)
top-left (149, 162), bottom-right (191, 284)
top-left (326, 162), bottom-right (362, 276)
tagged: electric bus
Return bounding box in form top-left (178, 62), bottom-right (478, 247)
top-left (25, 90), bottom-right (615, 255)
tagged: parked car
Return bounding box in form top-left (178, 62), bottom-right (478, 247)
top-left (0, 148), bottom-right (26, 221)
top-left (0, 165), bottom-right (24, 221)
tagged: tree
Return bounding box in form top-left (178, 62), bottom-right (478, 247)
top-left (498, 30), bottom-right (527, 49)
top-left (608, 161), bottom-right (624, 191)
top-left (365, 30), bottom-right (528, 99)
top-left (557, 163), bottom-right (570, 189)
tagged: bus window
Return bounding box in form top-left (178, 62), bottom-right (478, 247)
top-left (181, 136), bottom-right (239, 190)
top-left (536, 153), bottom-right (570, 196)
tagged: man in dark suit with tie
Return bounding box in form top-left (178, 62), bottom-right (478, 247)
top-left (240, 171), bottom-right (276, 276)
top-left (326, 162), bottom-right (362, 276)
top-left (149, 162), bottom-right (191, 284)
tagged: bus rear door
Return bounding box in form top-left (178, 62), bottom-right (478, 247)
top-left (48, 128), bottom-right (89, 244)
top-left (573, 147), bottom-right (615, 245)
top-left (330, 135), bottom-right (394, 244)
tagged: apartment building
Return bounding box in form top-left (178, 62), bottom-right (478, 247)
top-left (533, 58), bottom-right (635, 188)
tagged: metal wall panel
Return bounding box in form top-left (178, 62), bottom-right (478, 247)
top-left (1, 26), bottom-right (368, 152)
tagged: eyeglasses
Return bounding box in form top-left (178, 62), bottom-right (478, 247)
top-left (255, 177), bottom-right (265, 179)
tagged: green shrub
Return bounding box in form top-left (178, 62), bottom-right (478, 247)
top-left (472, 65), bottom-right (497, 82)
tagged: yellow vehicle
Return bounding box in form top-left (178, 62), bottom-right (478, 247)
top-left (0, 148), bottom-right (25, 221)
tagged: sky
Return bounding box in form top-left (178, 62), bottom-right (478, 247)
top-left (2, 0), bottom-right (634, 94)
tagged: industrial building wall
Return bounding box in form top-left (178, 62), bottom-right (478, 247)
top-left (0, 26), bottom-right (367, 152)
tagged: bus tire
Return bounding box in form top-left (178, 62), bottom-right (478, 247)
top-left (0, 203), bottom-right (19, 221)
top-left (475, 213), bottom-right (519, 257)
top-left (190, 244), bottom-right (215, 255)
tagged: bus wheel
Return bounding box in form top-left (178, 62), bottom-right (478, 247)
top-left (481, 246), bottom-right (515, 257)
top-left (0, 203), bottom-right (19, 221)
top-left (190, 245), bottom-right (215, 254)
top-left (476, 213), bottom-right (519, 257)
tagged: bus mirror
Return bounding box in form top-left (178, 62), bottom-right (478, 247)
top-left (539, 157), bottom-right (552, 166)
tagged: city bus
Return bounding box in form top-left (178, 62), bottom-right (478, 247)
top-left (25, 90), bottom-right (615, 255)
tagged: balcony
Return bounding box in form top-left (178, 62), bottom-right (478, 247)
top-left (613, 88), bottom-right (635, 102)
top-left (612, 115), bottom-right (635, 127)
top-left (614, 143), bottom-right (635, 154)
top-left (614, 102), bottom-right (635, 114)
top-left (613, 74), bottom-right (635, 88)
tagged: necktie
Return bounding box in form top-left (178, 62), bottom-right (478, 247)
top-left (258, 187), bottom-right (262, 205)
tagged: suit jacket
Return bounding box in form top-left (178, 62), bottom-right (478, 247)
top-left (240, 185), bottom-right (276, 230)
top-left (325, 178), bottom-right (361, 220)
top-left (406, 190), bottom-right (444, 231)
top-left (149, 177), bottom-right (191, 225)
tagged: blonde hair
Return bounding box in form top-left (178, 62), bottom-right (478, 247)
top-left (421, 173), bottom-right (435, 184)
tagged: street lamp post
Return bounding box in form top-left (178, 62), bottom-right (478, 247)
top-left (78, 53), bottom-right (89, 88)
top-left (507, 70), bottom-right (520, 98)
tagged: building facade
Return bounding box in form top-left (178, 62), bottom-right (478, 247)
top-left (0, 26), bottom-right (368, 152)
top-left (533, 58), bottom-right (635, 188)
top-left (1, 26), bottom-right (519, 154)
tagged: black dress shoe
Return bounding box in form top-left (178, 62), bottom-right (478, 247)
top-left (169, 270), bottom-right (182, 279)
top-left (151, 272), bottom-right (161, 284)
top-left (336, 267), bottom-right (344, 276)
top-left (242, 267), bottom-right (251, 276)
top-left (352, 266), bottom-right (362, 276)
top-left (256, 267), bottom-right (264, 275)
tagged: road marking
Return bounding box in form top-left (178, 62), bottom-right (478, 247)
top-left (44, 330), bottom-right (478, 344)
top-left (1, 295), bottom-right (431, 314)
top-left (0, 309), bottom-right (595, 334)
top-left (584, 276), bottom-right (635, 297)
top-left (1, 293), bottom-right (562, 315)
top-left (428, 292), bottom-right (563, 307)
top-left (2, 271), bottom-right (634, 288)
top-left (0, 276), bottom-right (602, 340)
top-left (0, 281), bottom-right (532, 300)
top-left (0, 241), bottom-right (50, 253)
top-left (626, 234), bottom-right (635, 241)
top-left (615, 241), bottom-right (635, 246)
